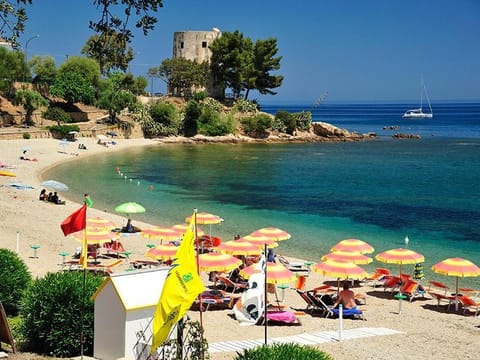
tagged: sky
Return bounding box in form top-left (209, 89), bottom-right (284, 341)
top-left (20, 0), bottom-right (480, 104)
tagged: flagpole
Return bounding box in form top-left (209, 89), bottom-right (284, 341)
top-left (80, 223), bottom-right (87, 360)
top-left (264, 244), bottom-right (268, 345)
top-left (193, 209), bottom-right (205, 360)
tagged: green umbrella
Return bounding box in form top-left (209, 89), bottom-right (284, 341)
top-left (114, 202), bottom-right (146, 215)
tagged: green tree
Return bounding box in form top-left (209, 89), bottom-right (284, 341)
top-left (1, 1), bottom-right (163, 48)
top-left (0, 46), bottom-right (26, 93)
top-left (82, 33), bottom-right (134, 75)
top-left (0, 248), bottom-right (31, 316)
top-left (97, 89), bottom-right (138, 123)
top-left (210, 30), bottom-right (253, 99)
top-left (183, 99), bottom-right (201, 137)
top-left (13, 89), bottom-right (48, 126)
top-left (57, 56), bottom-right (101, 87)
top-left (28, 55), bottom-right (57, 85)
top-left (157, 57), bottom-right (209, 97)
top-left (50, 71), bottom-right (96, 105)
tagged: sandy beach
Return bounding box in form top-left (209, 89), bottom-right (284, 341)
top-left (1, 137), bottom-right (479, 360)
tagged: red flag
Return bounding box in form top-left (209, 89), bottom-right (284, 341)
top-left (61, 205), bottom-right (87, 236)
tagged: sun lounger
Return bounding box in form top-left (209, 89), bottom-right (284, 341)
top-left (103, 240), bottom-right (127, 258)
top-left (276, 255), bottom-right (310, 273)
top-left (458, 295), bottom-right (480, 316)
top-left (427, 280), bottom-right (450, 295)
top-left (265, 310), bottom-right (301, 325)
top-left (398, 280), bottom-right (427, 302)
top-left (383, 276), bottom-right (401, 292)
top-left (193, 290), bottom-right (236, 311)
top-left (330, 307), bottom-right (365, 320)
top-left (214, 275), bottom-right (247, 294)
top-left (428, 291), bottom-right (456, 308)
top-left (364, 268), bottom-right (390, 287)
top-left (296, 289), bottom-right (333, 317)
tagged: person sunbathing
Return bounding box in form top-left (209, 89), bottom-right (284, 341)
top-left (333, 281), bottom-right (357, 309)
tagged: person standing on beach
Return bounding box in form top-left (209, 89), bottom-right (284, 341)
top-left (84, 193), bottom-right (93, 207)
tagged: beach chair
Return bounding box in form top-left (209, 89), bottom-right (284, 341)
top-left (276, 255), bottom-right (310, 273)
top-left (383, 276), bottom-right (401, 292)
top-left (103, 240), bottom-right (127, 258)
top-left (399, 280), bottom-right (427, 302)
top-left (214, 275), bottom-right (247, 294)
top-left (427, 280), bottom-right (450, 295)
top-left (364, 268), bottom-right (390, 287)
top-left (296, 290), bottom-right (333, 317)
top-left (330, 307), bottom-right (365, 320)
top-left (193, 290), bottom-right (235, 311)
top-left (459, 295), bottom-right (480, 316)
top-left (264, 310), bottom-right (301, 326)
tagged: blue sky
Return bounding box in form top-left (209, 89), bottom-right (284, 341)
top-left (22, 0), bottom-right (480, 104)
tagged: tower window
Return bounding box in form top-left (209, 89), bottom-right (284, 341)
top-left (180, 41), bottom-right (184, 49)
top-left (202, 41), bottom-right (207, 48)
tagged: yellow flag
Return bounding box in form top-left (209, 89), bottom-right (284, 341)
top-left (79, 230), bottom-right (88, 269)
top-left (151, 211), bottom-right (205, 352)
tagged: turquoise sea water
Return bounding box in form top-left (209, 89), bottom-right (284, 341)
top-left (44, 102), bottom-right (480, 286)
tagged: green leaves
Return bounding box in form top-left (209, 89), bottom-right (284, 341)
top-left (234, 343), bottom-right (333, 360)
top-left (0, 249), bottom-right (31, 316)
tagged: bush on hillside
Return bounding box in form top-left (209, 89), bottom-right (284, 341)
top-left (183, 99), bottom-right (201, 137)
top-left (0, 249), bottom-right (31, 316)
top-left (234, 343), bottom-right (333, 360)
top-left (19, 271), bottom-right (103, 357)
top-left (233, 98), bottom-right (258, 113)
top-left (149, 102), bottom-right (181, 136)
top-left (293, 110), bottom-right (312, 131)
top-left (42, 106), bottom-right (73, 124)
top-left (273, 110), bottom-right (296, 135)
top-left (198, 109), bottom-right (235, 136)
top-left (47, 124), bottom-right (80, 138)
top-left (240, 113), bottom-right (272, 138)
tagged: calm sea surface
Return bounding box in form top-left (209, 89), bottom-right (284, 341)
top-left (45, 102), bottom-right (480, 285)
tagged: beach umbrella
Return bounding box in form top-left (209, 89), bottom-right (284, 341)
top-left (431, 257), bottom-right (480, 311)
top-left (240, 261), bottom-right (296, 285)
top-left (59, 138), bottom-right (69, 153)
top-left (86, 217), bottom-right (117, 230)
top-left (71, 228), bottom-right (119, 245)
top-left (115, 202), bottom-right (146, 215)
top-left (250, 227), bottom-right (291, 241)
top-left (331, 238), bottom-right (375, 254)
top-left (141, 226), bottom-right (182, 241)
top-left (238, 234), bottom-right (278, 249)
top-left (172, 223), bottom-right (205, 238)
top-left (197, 252), bottom-right (242, 273)
top-left (313, 259), bottom-right (368, 294)
top-left (0, 170), bottom-right (16, 177)
top-left (41, 179), bottom-right (69, 191)
top-left (107, 131), bottom-right (118, 137)
top-left (185, 212), bottom-right (223, 225)
top-left (375, 248), bottom-right (424, 277)
top-left (215, 240), bottom-right (262, 256)
top-left (321, 251), bottom-right (373, 265)
top-left (145, 244), bottom-right (178, 261)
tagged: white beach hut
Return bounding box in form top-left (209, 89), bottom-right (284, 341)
top-left (92, 267), bottom-right (170, 360)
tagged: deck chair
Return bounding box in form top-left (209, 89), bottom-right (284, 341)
top-left (296, 290), bottom-right (333, 317)
top-left (459, 295), bottom-right (480, 316)
top-left (427, 280), bottom-right (450, 295)
top-left (214, 275), bottom-right (247, 294)
top-left (265, 310), bottom-right (301, 325)
top-left (103, 240), bottom-right (127, 258)
top-left (399, 280), bottom-right (427, 302)
top-left (276, 255), bottom-right (310, 273)
top-left (383, 276), bottom-right (401, 292)
top-left (364, 268), bottom-right (390, 287)
top-left (330, 307), bottom-right (365, 320)
top-left (193, 290), bottom-right (235, 311)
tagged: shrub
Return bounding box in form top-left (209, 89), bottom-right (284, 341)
top-left (293, 111), bottom-right (312, 131)
top-left (273, 110), bottom-right (296, 135)
top-left (47, 124), bottom-right (80, 138)
top-left (198, 109), bottom-right (234, 136)
top-left (0, 249), bottom-right (31, 316)
top-left (19, 271), bottom-right (103, 357)
top-left (42, 106), bottom-right (72, 124)
top-left (241, 114), bottom-right (272, 138)
top-left (192, 91), bottom-right (207, 102)
top-left (200, 97), bottom-right (223, 113)
top-left (233, 98), bottom-right (258, 113)
top-left (22, 132), bottom-right (30, 139)
top-left (234, 343), bottom-right (333, 360)
top-left (183, 100), bottom-right (201, 137)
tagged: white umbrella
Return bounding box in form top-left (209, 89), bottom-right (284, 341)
top-left (40, 180), bottom-right (69, 191)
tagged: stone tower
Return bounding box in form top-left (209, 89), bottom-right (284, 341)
top-left (171, 28), bottom-right (224, 98)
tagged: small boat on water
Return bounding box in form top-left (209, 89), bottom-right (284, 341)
top-left (403, 76), bottom-right (433, 119)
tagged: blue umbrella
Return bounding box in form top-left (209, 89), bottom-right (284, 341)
top-left (40, 180), bottom-right (69, 191)
top-left (107, 131), bottom-right (118, 138)
top-left (59, 139), bottom-right (69, 153)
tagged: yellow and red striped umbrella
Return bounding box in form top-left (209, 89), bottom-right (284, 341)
top-left (322, 251), bottom-right (373, 265)
top-left (171, 223), bottom-right (205, 237)
top-left (86, 217), bottom-right (117, 230)
top-left (215, 240), bottom-right (262, 256)
top-left (375, 248), bottom-right (424, 276)
top-left (197, 252), bottom-right (242, 273)
top-left (141, 226), bottom-right (182, 242)
top-left (331, 238), bottom-right (375, 254)
top-left (238, 234), bottom-right (278, 249)
top-left (145, 244), bottom-right (179, 260)
top-left (313, 260), bottom-right (368, 280)
top-left (71, 228), bottom-right (119, 245)
top-left (185, 212), bottom-right (223, 225)
top-left (250, 227), bottom-right (291, 241)
top-left (240, 261), bottom-right (296, 285)
top-left (432, 258), bottom-right (480, 311)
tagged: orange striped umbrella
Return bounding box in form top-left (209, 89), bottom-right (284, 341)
top-left (250, 227), bottom-right (291, 241)
top-left (322, 251), bottom-right (373, 265)
top-left (331, 238), bottom-right (374, 254)
top-left (145, 244), bottom-right (178, 260)
top-left (215, 240), bottom-right (262, 256)
top-left (375, 248), bottom-right (424, 277)
top-left (240, 261), bottom-right (295, 285)
top-left (141, 226), bottom-right (182, 242)
top-left (313, 260), bottom-right (368, 280)
top-left (238, 234), bottom-right (278, 249)
top-left (432, 258), bottom-right (480, 311)
top-left (185, 212), bottom-right (223, 225)
top-left (71, 228), bottom-right (119, 245)
top-left (86, 217), bottom-right (117, 230)
top-left (171, 224), bottom-right (205, 237)
top-left (197, 252), bottom-right (242, 272)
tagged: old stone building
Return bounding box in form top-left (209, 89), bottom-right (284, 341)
top-left (171, 28), bottom-right (224, 98)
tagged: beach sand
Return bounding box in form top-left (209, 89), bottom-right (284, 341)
top-left (1, 137), bottom-right (478, 360)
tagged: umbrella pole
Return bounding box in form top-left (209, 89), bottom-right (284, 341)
top-left (455, 277), bottom-right (459, 312)
top-left (193, 210), bottom-right (205, 360)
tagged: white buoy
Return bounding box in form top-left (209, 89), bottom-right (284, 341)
top-left (129, 178), bottom-right (132, 182)
top-left (404, 236), bottom-right (409, 247)
top-left (137, 181), bottom-right (140, 186)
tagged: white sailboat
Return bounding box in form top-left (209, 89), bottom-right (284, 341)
top-left (403, 76), bottom-right (433, 119)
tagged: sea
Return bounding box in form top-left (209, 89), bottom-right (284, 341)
top-left (44, 101), bottom-right (480, 286)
